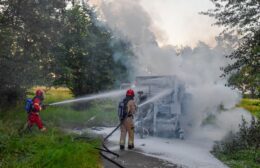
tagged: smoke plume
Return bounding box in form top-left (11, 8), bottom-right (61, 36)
top-left (93, 0), bottom-right (252, 140)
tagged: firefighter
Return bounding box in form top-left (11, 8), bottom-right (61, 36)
top-left (120, 89), bottom-right (137, 150)
top-left (27, 89), bottom-right (47, 132)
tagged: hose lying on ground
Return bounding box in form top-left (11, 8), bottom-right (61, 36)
top-left (98, 122), bottom-right (124, 168)
top-left (74, 122), bottom-right (125, 168)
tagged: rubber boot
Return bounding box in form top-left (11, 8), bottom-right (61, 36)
top-left (120, 145), bottom-right (125, 150)
top-left (40, 127), bottom-right (47, 132)
top-left (128, 144), bottom-right (134, 150)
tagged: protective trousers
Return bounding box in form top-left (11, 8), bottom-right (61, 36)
top-left (120, 116), bottom-right (134, 147)
top-left (28, 113), bottom-right (44, 129)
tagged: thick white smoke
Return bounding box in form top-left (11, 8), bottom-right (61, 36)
top-left (94, 0), bottom-right (251, 141)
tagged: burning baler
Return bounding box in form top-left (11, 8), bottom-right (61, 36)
top-left (133, 76), bottom-right (192, 139)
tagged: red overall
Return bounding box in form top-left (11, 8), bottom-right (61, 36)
top-left (28, 97), bottom-right (44, 129)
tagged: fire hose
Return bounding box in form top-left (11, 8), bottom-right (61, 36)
top-left (74, 122), bottom-right (125, 168)
top-left (96, 122), bottom-right (124, 168)
top-left (49, 104), bottom-right (125, 167)
top-left (21, 101), bottom-right (125, 167)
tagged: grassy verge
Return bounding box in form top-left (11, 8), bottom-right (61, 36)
top-left (215, 149), bottom-right (260, 168)
top-left (238, 98), bottom-right (260, 119)
top-left (0, 125), bottom-right (101, 168)
top-left (0, 87), bottom-right (120, 168)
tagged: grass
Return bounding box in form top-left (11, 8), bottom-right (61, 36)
top-left (238, 98), bottom-right (260, 119)
top-left (0, 87), bottom-right (120, 168)
top-left (0, 126), bottom-right (101, 168)
top-left (215, 149), bottom-right (260, 168)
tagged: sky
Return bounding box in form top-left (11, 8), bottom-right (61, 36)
top-left (89, 0), bottom-right (223, 47)
top-left (140, 0), bottom-right (222, 47)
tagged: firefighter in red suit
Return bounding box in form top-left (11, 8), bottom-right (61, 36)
top-left (28, 89), bottom-right (47, 131)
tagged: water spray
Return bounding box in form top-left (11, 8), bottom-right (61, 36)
top-left (138, 89), bottom-right (173, 108)
top-left (49, 89), bottom-right (127, 106)
top-left (48, 87), bottom-right (148, 106)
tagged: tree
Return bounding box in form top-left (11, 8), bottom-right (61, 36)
top-left (202, 0), bottom-right (260, 98)
top-left (0, 0), bottom-right (67, 108)
top-left (228, 66), bottom-right (260, 96)
top-left (53, 4), bottom-right (132, 96)
top-left (0, 0), bottom-right (133, 109)
top-left (224, 30), bottom-right (260, 97)
top-left (202, 0), bottom-right (260, 34)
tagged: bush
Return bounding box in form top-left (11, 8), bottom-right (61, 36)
top-left (212, 116), bottom-right (260, 163)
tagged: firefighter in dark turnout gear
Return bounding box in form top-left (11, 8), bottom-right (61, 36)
top-left (120, 89), bottom-right (137, 150)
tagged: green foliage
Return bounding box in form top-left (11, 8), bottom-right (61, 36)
top-left (53, 4), bottom-right (132, 96)
top-left (202, 0), bottom-right (260, 34)
top-left (228, 66), bottom-right (260, 98)
top-left (238, 99), bottom-right (260, 119)
top-left (224, 31), bottom-right (260, 98)
top-left (202, 0), bottom-right (260, 98)
top-left (0, 0), bottom-right (68, 109)
top-left (212, 116), bottom-right (260, 167)
top-left (0, 1), bottom-right (133, 109)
